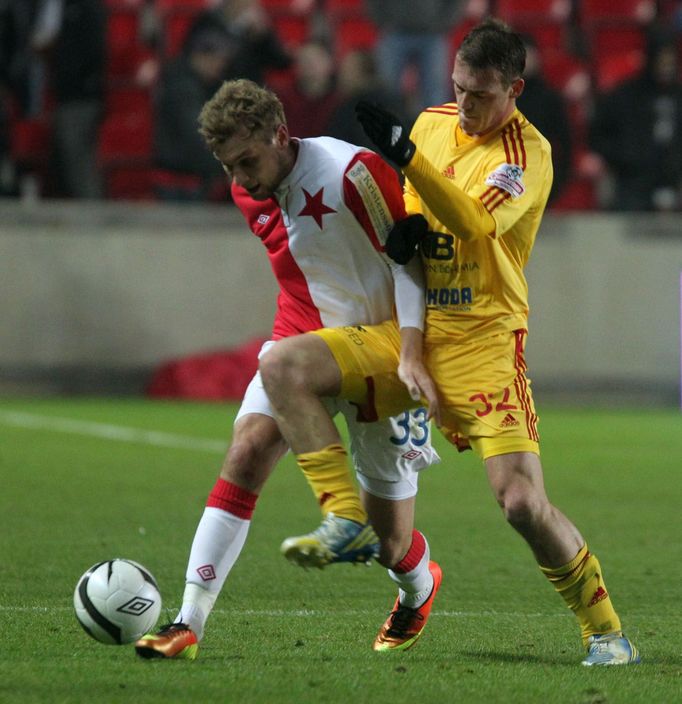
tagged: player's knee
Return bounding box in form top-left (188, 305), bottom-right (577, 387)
top-left (260, 337), bottom-right (340, 399)
top-left (498, 489), bottom-right (546, 534)
top-left (259, 343), bottom-right (306, 394)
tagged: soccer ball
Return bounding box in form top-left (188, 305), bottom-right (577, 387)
top-left (73, 559), bottom-right (162, 645)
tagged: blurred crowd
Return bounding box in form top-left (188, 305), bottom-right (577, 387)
top-left (1, 0), bottom-right (682, 211)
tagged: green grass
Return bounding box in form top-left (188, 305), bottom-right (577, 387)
top-left (1, 398), bottom-right (680, 703)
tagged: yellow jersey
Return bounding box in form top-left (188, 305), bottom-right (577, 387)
top-left (403, 104), bottom-right (552, 343)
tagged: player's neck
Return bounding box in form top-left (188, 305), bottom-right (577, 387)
top-left (282, 139), bottom-right (300, 178)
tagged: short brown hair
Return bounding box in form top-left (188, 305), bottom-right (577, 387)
top-left (457, 18), bottom-right (526, 85)
top-left (198, 79), bottom-right (286, 150)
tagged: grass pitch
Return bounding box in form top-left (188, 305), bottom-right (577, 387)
top-left (1, 397), bottom-right (680, 703)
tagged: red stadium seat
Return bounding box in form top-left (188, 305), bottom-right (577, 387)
top-left (496, 0), bottom-right (571, 23)
top-left (271, 13), bottom-right (309, 49)
top-left (106, 7), bottom-right (156, 82)
top-left (10, 118), bottom-right (50, 164)
top-left (98, 115), bottom-right (152, 161)
top-left (550, 175), bottom-right (597, 210)
top-left (512, 20), bottom-right (567, 51)
top-left (332, 15), bottom-right (378, 57)
top-left (105, 164), bottom-right (155, 200)
top-left (326, 0), bottom-right (365, 16)
top-left (104, 0), bottom-right (145, 8)
top-left (541, 48), bottom-right (590, 98)
top-left (162, 9), bottom-right (197, 56)
top-left (98, 88), bottom-right (153, 162)
top-left (495, 0), bottom-right (571, 51)
top-left (579, 0), bottom-right (657, 25)
top-left (449, 17), bottom-right (477, 52)
top-left (260, 0), bottom-right (298, 12)
top-left (587, 24), bottom-right (646, 90)
top-left (594, 48), bottom-right (644, 91)
top-left (155, 0), bottom-right (212, 11)
top-left (10, 117), bottom-right (52, 195)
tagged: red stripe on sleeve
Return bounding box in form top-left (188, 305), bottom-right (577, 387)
top-left (343, 151), bottom-right (406, 251)
top-left (480, 185), bottom-right (496, 203)
top-left (486, 190), bottom-right (511, 212)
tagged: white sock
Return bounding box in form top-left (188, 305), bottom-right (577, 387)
top-left (175, 506), bottom-right (251, 640)
top-left (388, 534), bottom-right (433, 608)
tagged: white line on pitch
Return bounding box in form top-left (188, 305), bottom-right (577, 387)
top-left (0, 605), bottom-right (567, 619)
top-left (0, 410), bottom-right (227, 454)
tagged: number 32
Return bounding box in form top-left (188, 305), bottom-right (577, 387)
top-left (468, 387), bottom-right (517, 417)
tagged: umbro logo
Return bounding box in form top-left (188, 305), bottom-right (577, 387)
top-left (401, 449), bottom-right (423, 461)
top-left (117, 596), bottom-right (155, 615)
top-left (196, 564), bottom-right (216, 581)
top-left (442, 165), bottom-right (456, 179)
top-left (500, 413), bottom-right (519, 428)
top-left (257, 214), bottom-right (270, 225)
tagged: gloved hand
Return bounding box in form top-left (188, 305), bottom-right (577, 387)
top-left (355, 101), bottom-right (416, 167)
top-left (385, 214), bottom-right (429, 264)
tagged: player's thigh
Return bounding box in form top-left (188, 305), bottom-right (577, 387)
top-left (262, 332), bottom-right (343, 396)
top-left (235, 341), bottom-right (276, 423)
top-left (428, 330), bottom-right (540, 459)
top-left (312, 319), bottom-right (412, 417)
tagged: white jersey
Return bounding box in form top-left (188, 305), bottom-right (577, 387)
top-left (232, 137), bottom-right (440, 491)
top-left (231, 137), bottom-right (409, 338)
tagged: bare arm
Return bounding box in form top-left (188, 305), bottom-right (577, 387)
top-left (397, 325), bottom-right (441, 424)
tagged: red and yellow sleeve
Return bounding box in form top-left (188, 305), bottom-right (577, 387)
top-left (343, 150), bottom-right (407, 251)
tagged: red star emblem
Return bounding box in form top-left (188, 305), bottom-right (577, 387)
top-left (298, 187), bottom-right (336, 229)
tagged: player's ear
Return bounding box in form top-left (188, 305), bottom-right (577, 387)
top-left (510, 77), bottom-right (525, 99)
top-left (273, 123), bottom-right (289, 147)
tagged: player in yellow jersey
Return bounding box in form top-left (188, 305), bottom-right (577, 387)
top-left (260, 18), bottom-right (639, 665)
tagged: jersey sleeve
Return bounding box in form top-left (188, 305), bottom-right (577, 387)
top-left (342, 150), bottom-right (407, 251)
top-left (388, 256), bottom-right (425, 331)
top-left (404, 150), bottom-right (497, 241)
top-left (468, 122), bottom-right (553, 236)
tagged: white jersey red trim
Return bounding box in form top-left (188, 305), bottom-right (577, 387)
top-left (232, 137), bottom-right (407, 339)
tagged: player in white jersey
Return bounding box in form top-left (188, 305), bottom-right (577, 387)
top-left (135, 79), bottom-right (440, 660)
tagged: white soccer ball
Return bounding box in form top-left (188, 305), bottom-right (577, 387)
top-left (73, 559), bottom-right (162, 645)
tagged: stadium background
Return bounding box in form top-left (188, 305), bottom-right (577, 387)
top-left (2, 0), bottom-right (681, 406)
top-left (2, 6), bottom-right (681, 699)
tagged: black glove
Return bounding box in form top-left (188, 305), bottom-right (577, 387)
top-left (385, 214), bottom-right (428, 264)
top-left (355, 100), bottom-right (416, 167)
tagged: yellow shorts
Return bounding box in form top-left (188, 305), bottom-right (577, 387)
top-left (311, 322), bottom-right (539, 460)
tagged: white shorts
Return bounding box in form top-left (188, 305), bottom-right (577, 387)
top-left (236, 342), bottom-right (441, 500)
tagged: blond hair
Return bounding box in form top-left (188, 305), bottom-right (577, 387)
top-left (198, 79), bottom-right (286, 150)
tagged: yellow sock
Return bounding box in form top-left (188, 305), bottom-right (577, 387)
top-left (296, 444), bottom-right (367, 524)
top-left (541, 544), bottom-right (622, 646)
